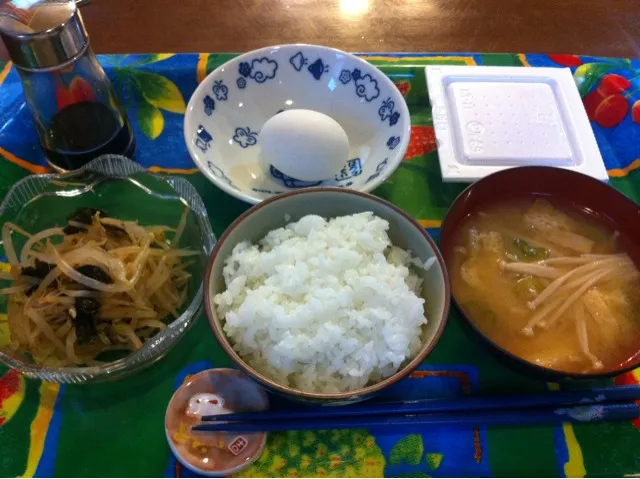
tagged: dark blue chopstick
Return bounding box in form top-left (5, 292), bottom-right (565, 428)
top-left (192, 402), bottom-right (640, 433)
top-left (201, 384), bottom-right (640, 423)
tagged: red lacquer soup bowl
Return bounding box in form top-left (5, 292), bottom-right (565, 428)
top-left (440, 166), bottom-right (640, 380)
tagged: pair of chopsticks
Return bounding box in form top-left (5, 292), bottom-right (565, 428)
top-left (191, 384), bottom-right (640, 433)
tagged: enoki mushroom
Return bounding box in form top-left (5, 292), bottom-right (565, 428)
top-left (504, 252), bottom-right (638, 367)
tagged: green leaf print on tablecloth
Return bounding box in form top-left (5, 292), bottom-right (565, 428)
top-left (134, 70), bottom-right (186, 114)
top-left (234, 429), bottom-right (385, 478)
top-left (113, 65), bottom-right (186, 140)
top-left (425, 453), bottom-right (443, 470)
top-left (389, 434), bottom-right (424, 466)
top-left (137, 100), bottom-right (164, 140)
top-left (132, 54), bottom-right (176, 66)
top-left (574, 63), bottom-right (618, 97)
top-left (377, 151), bottom-right (466, 221)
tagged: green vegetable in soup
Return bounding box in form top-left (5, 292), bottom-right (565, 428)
top-left (483, 309), bottom-right (497, 325)
top-left (463, 301), bottom-right (497, 326)
top-left (511, 238), bottom-right (550, 261)
top-left (515, 275), bottom-right (544, 301)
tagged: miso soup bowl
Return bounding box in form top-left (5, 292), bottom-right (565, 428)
top-left (204, 188), bottom-right (450, 405)
top-left (440, 166), bottom-right (640, 380)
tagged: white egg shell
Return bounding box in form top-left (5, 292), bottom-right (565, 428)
top-left (260, 109), bottom-right (350, 182)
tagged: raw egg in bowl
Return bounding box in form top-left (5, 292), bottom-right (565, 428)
top-left (184, 44), bottom-right (410, 204)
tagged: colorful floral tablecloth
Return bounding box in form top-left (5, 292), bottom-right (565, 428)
top-left (0, 52), bottom-right (639, 478)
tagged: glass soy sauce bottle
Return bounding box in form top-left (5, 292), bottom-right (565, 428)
top-left (0, 0), bottom-right (135, 170)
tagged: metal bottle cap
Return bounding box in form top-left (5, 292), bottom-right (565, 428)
top-left (0, 1), bottom-right (90, 71)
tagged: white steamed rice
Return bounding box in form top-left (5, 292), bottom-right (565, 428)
top-left (213, 212), bottom-right (428, 393)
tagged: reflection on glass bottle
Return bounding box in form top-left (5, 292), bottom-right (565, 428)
top-left (37, 53), bottom-right (134, 170)
top-left (0, 0), bottom-right (135, 170)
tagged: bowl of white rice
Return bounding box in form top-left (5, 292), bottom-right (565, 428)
top-left (204, 188), bottom-right (450, 404)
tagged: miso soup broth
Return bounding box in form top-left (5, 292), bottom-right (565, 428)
top-left (450, 197), bottom-right (640, 374)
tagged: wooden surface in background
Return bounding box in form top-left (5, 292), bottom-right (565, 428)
top-left (80, 0), bottom-right (640, 57)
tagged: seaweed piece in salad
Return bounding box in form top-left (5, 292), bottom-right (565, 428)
top-left (63, 207), bottom-right (109, 235)
top-left (75, 265), bottom-right (113, 285)
top-left (102, 223), bottom-right (128, 237)
top-left (22, 259), bottom-right (55, 279)
top-left (73, 297), bottom-right (100, 344)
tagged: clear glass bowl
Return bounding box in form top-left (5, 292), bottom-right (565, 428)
top-left (0, 155), bottom-right (215, 383)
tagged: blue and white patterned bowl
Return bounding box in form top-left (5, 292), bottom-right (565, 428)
top-left (184, 44), bottom-right (410, 204)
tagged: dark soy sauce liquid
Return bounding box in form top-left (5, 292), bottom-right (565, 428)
top-left (44, 101), bottom-right (135, 170)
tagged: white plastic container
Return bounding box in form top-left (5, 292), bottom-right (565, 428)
top-left (425, 65), bottom-right (608, 182)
